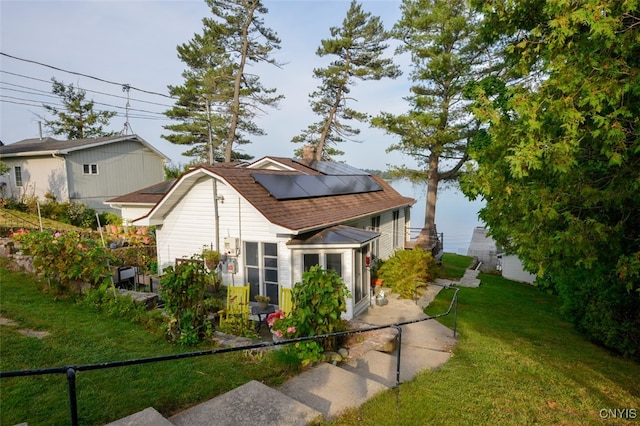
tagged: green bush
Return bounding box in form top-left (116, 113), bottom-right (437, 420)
top-left (378, 248), bottom-right (437, 299)
top-left (160, 256), bottom-right (214, 346)
top-left (555, 266), bottom-right (640, 360)
top-left (13, 230), bottom-right (112, 293)
top-left (273, 266), bottom-right (351, 367)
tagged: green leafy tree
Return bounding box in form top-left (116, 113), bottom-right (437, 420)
top-left (292, 0), bottom-right (400, 161)
top-left (41, 78), bottom-right (117, 139)
top-left (464, 0), bottom-right (640, 358)
top-left (373, 0), bottom-right (489, 249)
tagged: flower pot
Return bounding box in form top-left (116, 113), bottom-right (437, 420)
top-left (258, 301), bottom-right (269, 310)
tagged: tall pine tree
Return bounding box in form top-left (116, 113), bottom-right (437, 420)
top-left (164, 0), bottom-right (282, 163)
top-left (373, 0), bottom-right (490, 249)
top-left (292, 0), bottom-right (400, 161)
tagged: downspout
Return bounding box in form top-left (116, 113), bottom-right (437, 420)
top-left (213, 178), bottom-right (220, 252)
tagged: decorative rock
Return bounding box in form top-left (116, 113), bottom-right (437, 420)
top-left (337, 348), bottom-right (349, 358)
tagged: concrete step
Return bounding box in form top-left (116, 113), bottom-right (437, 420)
top-left (278, 362), bottom-right (389, 420)
top-left (104, 407), bottom-right (173, 426)
top-left (169, 380), bottom-right (322, 426)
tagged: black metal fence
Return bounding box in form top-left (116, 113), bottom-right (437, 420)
top-left (0, 282), bottom-right (459, 426)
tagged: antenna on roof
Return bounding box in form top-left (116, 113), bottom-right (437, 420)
top-left (121, 84), bottom-right (133, 135)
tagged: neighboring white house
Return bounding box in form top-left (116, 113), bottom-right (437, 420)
top-left (0, 134), bottom-right (168, 213)
top-left (498, 254), bottom-right (537, 284)
top-left (133, 156), bottom-right (416, 320)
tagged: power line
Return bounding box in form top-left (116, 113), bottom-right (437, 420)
top-left (1, 51), bottom-right (175, 99)
top-left (0, 88), bottom-right (167, 116)
top-left (0, 72), bottom-right (176, 108)
top-left (0, 97), bottom-right (170, 121)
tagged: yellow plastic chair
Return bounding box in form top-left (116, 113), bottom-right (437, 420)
top-left (220, 285), bottom-right (250, 326)
top-left (279, 287), bottom-right (293, 315)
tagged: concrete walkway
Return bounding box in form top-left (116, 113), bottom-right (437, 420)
top-left (107, 284), bottom-right (460, 426)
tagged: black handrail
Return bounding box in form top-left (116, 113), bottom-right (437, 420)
top-left (1, 282), bottom-right (459, 426)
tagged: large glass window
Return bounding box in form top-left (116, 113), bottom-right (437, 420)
top-left (303, 253), bottom-right (320, 271)
top-left (245, 242), bottom-right (260, 298)
top-left (244, 242), bottom-right (279, 302)
top-left (326, 253), bottom-right (342, 277)
top-left (263, 243), bottom-right (278, 302)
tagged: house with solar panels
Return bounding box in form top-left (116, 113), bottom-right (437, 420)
top-left (133, 155), bottom-right (415, 320)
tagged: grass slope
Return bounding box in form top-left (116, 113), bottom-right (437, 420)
top-left (329, 269), bottom-right (639, 425)
top-left (0, 261), bottom-right (296, 426)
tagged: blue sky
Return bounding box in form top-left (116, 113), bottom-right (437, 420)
top-left (0, 0), bottom-right (417, 170)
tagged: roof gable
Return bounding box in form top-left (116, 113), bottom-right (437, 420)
top-left (0, 134), bottom-right (169, 160)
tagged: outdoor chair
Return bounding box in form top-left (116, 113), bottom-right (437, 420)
top-left (279, 287), bottom-right (293, 315)
top-left (219, 285), bottom-right (250, 327)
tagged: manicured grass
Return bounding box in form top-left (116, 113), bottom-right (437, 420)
top-left (0, 261), bottom-right (298, 425)
top-left (437, 253), bottom-right (473, 280)
top-left (329, 273), bottom-right (640, 425)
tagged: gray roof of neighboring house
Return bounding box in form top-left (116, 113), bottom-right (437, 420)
top-left (0, 134), bottom-right (169, 160)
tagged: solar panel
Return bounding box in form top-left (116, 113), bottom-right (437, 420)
top-left (293, 159), bottom-right (369, 176)
top-left (252, 174), bottom-right (381, 200)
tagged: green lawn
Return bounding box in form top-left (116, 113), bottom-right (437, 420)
top-left (0, 260), bottom-right (297, 425)
top-left (328, 267), bottom-right (640, 425)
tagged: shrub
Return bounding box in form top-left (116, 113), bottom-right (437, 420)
top-left (378, 248), bottom-right (437, 299)
top-left (13, 230), bottom-right (112, 293)
top-left (160, 257), bottom-right (214, 345)
top-left (272, 266), bottom-right (351, 367)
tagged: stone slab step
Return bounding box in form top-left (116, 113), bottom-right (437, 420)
top-left (279, 362), bottom-right (389, 420)
top-left (104, 407), bottom-right (173, 426)
top-left (169, 380), bottom-right (322, 426)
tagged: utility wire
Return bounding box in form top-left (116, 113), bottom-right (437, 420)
top-left (1, 51), bottom-right (175, 99)
top-left (0, 73), bottom-right (175, 108)
top-left (0, 88), bottom-right (167, 116)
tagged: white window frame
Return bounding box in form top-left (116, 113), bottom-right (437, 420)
top-left (14, 166), bottom-right (22, 187)
top-left (83, 164), bottom-right (99, 175)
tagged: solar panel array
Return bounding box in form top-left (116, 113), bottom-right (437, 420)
top-left (251, 173), bottom-right (382, 200)
top-left (294, 159), bottom-right (370, 176)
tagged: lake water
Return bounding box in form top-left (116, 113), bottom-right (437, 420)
top-left (390, 179), bottom-right (485, 255)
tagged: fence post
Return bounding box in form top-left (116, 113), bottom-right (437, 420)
top-left (66, 367), bottom-right (78, 426)
top-left (394, 326), bottom-right (402, 388)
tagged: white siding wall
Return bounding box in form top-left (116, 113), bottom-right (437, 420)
top-left (156, 176), bottom-right (294, 292)
top-left (120, 206), bottom-right (154, 225)
top-left (156, 177), bottom-right (217, 273)
top-left (0, 156), bottom-right (68, 201)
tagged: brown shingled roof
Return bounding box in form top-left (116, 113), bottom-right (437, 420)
top-left (198, 160), bottom-right (414, 233)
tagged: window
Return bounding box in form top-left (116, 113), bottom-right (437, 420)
top-left (83, 164), bottom-right (98, 175)
top-left (371, 216), bottom-right (380, 257)
top-left (301, 252), bottom-right (342, 277)
top-left (14, 166), bottom-right (22, 187)
top-left (244, 242), bottom-right (279, 302)
top-left (303, 254), bottom-right (320, 271)
top-left (393, 210), bottom-right (402, 248)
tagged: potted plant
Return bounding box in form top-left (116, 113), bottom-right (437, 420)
top-left (370, 256), bottom-right (384, 287)
top-left (202, 249), bottom-right (221, 271)
top-left (255, 294), bottom-right (270, 310)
